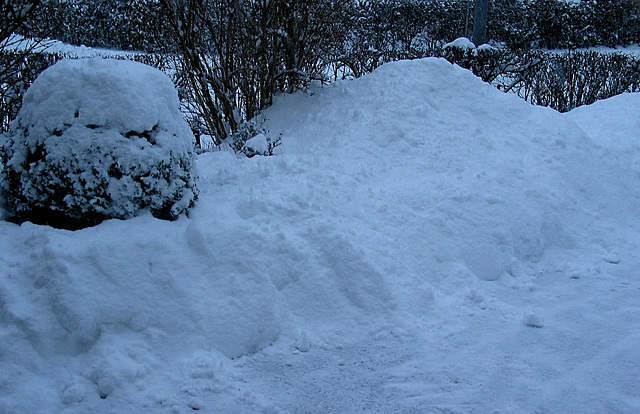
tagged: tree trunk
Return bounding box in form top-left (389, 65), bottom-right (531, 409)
top-left (472, 0), bottom-right (489, 46)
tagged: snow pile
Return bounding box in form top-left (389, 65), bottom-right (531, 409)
top-left (0, 58), bottom-right (197, 228)
top-left (1, 57), bottom-right (639, 413)
top-left (264, 58), bottom-right (638, 273)
top-left (0, 216), bottom-right (281, 411)
top-left (565, 91), bottom-right (640, 151)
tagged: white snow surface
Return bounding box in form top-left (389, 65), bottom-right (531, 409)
top-left (565, 92), bottom-right (640, 151)
top-left (18, 57), bottom-right (188, 141)
top-left (243, 133), bottom-right (270, 155)
top-left (1, 58), bottom-right (639, 413)
top-left (548, 44), bottom-right (640, 57)
top-left (5, 34), bottom-right (146, 58)
top-left (444, 37), bottom-right (476, 50)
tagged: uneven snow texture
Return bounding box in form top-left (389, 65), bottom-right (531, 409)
top-left (0, 57), bottom-right (197, 227)
top-left (0, 58), bottom-right (639, 413)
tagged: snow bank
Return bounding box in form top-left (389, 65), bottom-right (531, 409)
top-left (1, 57), bottom-right (638, 412)
top-left (0, 216), bottom-right (280, 411)
top-left (264, 58), bottom-right (638, 274)
top-left (565, 92), bottom-right (640, 151)
top-left (0, 58), bottom-right (197, 227)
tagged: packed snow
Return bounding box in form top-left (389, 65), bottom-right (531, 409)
top-left (1, 57), bottom-right (639, 413)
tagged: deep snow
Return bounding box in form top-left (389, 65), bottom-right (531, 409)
top-left (1, 58), bottom-right (639, 413)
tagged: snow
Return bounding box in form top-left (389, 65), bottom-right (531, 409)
top-left (564, 92), bottom-right (640, 152)
top-left (477, 43), bottom-right (498, 53)
top-left (1, 57), bottom-right (640, 413)
top-left (444, 37), bottom-right (476, 50)
top-left (602, 252), bottom-right (621, 264)
top-left (17, 57), bottom-right (186, 140)
top-left (1, 58), bottom-right (197, 223)
top-left (243, 133), bottom-right (270, 155)
top-left (522, 309), bottom-right (545, 328)
top-left (548, 44), bottom-right (640, 58)
top-left (5, 34), bottom-right (146, 58)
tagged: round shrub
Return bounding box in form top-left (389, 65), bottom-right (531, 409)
top-left (0, 57), bottom-right (197, 229)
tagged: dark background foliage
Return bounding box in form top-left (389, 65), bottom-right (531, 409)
top-left (3, 0), bottom-right (640, 140)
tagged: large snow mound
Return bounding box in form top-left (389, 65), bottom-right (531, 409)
top-left (264, 58), bottom-right (638, 266)
top-left (1, 58), bottom-right (639, 413)
top-left (0, 58), bottom-right (197, 227)
top-left (565, 91), bottom-right (640, 151)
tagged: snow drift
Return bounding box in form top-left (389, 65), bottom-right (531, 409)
top-left (0, 57), bottom-right (638, 413)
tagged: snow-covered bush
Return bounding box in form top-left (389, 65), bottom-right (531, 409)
top-left (228, 121), bottom-right (281, 158)
top-left (0, 57), bottom-right (197, 229)
top-left (442, 37), bottom-right (476, 63)
top-left (442, 38), bottom-right (477, 75)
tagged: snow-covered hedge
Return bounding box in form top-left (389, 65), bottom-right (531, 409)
top-left (0, 57), bottom-right (197, 229)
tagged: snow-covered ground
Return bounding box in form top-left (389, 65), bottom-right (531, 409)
top-left (1, 57), bottom-right (639, 413)
top-left (4, 34), bottom-right (146, 58)
top-left (548, 44), bottom-right (640, 57)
